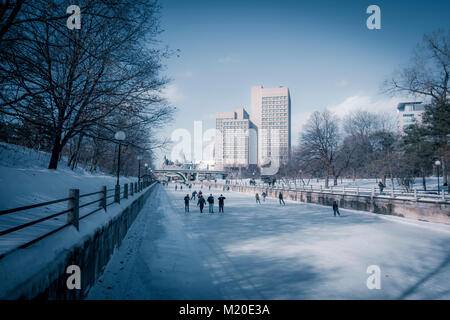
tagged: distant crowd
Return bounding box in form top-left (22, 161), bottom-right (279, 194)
top-left (165, 182), bottom-right (342, 217)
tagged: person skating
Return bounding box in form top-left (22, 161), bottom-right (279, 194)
top-left (191, 190), bottom-right (197, 200)
top-left (218, 194), bottom-right (226, 213)
top-left (332, 200), bottom-right (340, 216)
top-left (278, 192), bottom-right (285, 206)
top-left (197, 191), bottom-right (202, 199)
top-left (255, 193), bottom-right (261, 204)
top-left (184, 194), bottom-right (190, 213)
top-left (197, 195), bottom-right (206, 213)
top-left (175, 184), bottom-right (177, 191)
top-left (378, 181), bottom-right (384, 193)
top-left (180, 185), bottom-right (183, 190)
top-left (207, 194), bottom-right (214, 213)
top-left (262, 191), bottom-right (267, 202)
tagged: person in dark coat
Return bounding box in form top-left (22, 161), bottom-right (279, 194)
top-left (197, 195), bottom-right (206, 213)
top-left (207, 194), bottom-right (214, 213)
top-left (184, 194), bottom-right (190, 213)
top-left (278, 192), bottom-right (285, 206)
top-left (255, 193), bottom-right (261, 204)
top-left (218, 194), bottom-right (226, 213)
top-left (262, 191), bottom-right (267, 202)
top-left (332, 200), bottom-right (340, 216)
top-left (378, 181), bottom-right (384, 193)
top-left (191, 190), bottom-right (197, 200)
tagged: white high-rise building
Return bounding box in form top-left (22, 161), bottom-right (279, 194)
top-left (251, 85), bottom-right (291, 167)
top-left (215, 108), bottom-right (257, 170)
top-left (397, 102), bottom-right (426, 135)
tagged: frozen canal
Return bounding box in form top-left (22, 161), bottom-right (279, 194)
top-left (88, 185), bottom-right (450, 299)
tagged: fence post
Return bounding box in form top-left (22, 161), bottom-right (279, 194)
top-left (342, 186), bottom-right (345, 195)
top-left (371, 187), bottom-right (374, 201)
top-left (391, 186), bottom-right (395, 198)
top-left (414, 188), bottom-right (417, 201)
top-left (357, 187), bottom-right (359, 196)
top-left (442, 190), bottom-right (445, 201)
top-left (115, 184), bottom-right (120, 203)
top-left (100, 186), bottom-right (107, 211)
top-left (320, 185), bottom-right (323, 192)
top-left (124, 183), bottom-right (128, 199)
top-left (134, 182), bottom-right (137, 193)
top-left (130, 183), bottom-right (134, 196)
top-left (67, 189), bottom-right (79, 231)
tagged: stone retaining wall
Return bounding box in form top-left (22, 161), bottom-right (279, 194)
top-left (196, 183), bottom-right (450, 225)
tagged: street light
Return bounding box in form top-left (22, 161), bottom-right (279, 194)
top-left (137, 155), bottom-right (143, 184)
top-left (144, 163), bottom-right (148, 183)
top-left (114, 131), bottom-right (126, 186)
top-left (435, 160), bottom-right (441, 193)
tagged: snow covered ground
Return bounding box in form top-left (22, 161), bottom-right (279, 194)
top-left (0, 142), bottom-right (138, 256)
top-left (87, 185), bottom-right (450, 300)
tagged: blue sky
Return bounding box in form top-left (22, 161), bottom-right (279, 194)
top-left (155, 0), bottom-right (450, 163)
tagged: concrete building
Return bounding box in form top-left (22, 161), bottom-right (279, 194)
top-left (251, 85), bottom-right (291, 167)
top-left (215, 108), bottom-right (257, 170)
top-left (397, 102), bottom-right (426, 135)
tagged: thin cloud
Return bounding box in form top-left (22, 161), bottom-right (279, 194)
top-left (161, 83), bottom-right (184, 104)
top-left (336, 80), bottom-right (348, 87)
top-left (218, 56), bottom-right (233, 63)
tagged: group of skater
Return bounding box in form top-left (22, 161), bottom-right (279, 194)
top-left (255, 191), bottom-right (285, 206)
top-left (183, 190), bottom-right (226, 214)
top-left (177, 184), bottom-right (341, 217)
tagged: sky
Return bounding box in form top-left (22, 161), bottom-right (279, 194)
top-left (154, 0), bottom-right (450, 165)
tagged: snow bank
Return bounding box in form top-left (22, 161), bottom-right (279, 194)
top-left (0, 142), bottom-right (138, 256)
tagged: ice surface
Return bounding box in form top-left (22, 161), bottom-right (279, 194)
top-left (88, 185), bottom-right (450, 300)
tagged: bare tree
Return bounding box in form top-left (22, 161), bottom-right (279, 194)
top-left (0, 0), bottom-right (174, 169)
top-left (299, 110), bottom-right (340, 188)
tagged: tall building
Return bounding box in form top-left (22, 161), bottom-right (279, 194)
top-left (251, 85), bottom-right (291, 167)
top-left (215, 108), bottom-right (257, 170)
top-left (397, 102), bottom-right (426, 135)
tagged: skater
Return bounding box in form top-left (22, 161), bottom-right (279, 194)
top-left (378, 181), bottom-right (384, 193)
top-left (278, 192), bottom-right (285, 206)
top-left (262, 191), bottom-right (267, 202)
top-left (332, 200), bottom-right (340, 216)
top-left (255, 193), bottom-right (261, 204)
top-left (180, 185), bottom-right (183, 190)
top-left (197, 195), bottom-right (206, 213)
top-left (184, 194), bottom-right (190, 213)
top-left (209, 185), bottom-right (211, 191)
top-left (191, 190), bottom-right (197, 200)
top-left (218, 194), bottom-right (226, 213)
top-left (197, 191), bottom-right (202, 199)
top-left (207, 194), bottom-right (214, 213)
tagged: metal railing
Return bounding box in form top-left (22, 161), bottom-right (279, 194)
top-left (0, 180), bottom-right (154, 259)
top-left (197, 180), bottom-right (450, 203)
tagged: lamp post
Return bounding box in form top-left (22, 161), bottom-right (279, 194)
top-left (435, 160), bottom-right (441, 194)
top-left (137, 155), bottom-right (143, 184)
top-left (144, 163), bottom-right (148, 184)
top-left (114, 131), bottom-right (126, 186)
